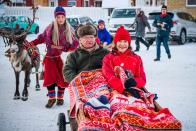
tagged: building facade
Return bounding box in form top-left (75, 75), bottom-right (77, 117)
top-left (167, 0), bottom-right (196, 18)
top-left (8, 0), bottom-right (196, 18)
top-left (24, 0), bottom-right (102, 7)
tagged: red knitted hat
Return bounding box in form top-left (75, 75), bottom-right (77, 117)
top-left (114, 26), bottom-right (131, 44)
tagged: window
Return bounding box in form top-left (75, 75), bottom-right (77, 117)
top-left (79, 17), bottom-right (86, 24)
top-left (84, 0), bottom-right (89, 7)
top-left (20, 16), bottom-right (26, 22)
top-left (111, 9), bottom-right (136, 18)
top-left (67, 18), bottom-right (78, 26)
top-left (87, 17), bottom-right (94, 24)
top-left (10, 16), bottom-right (16, 22)
top-left (186, 0), bottom-right (196, 7)
top-left (50, 2), bottom-right (55, 7)
top-left (148, 13), bottom-right (160, 20)
top-left (183, 13), bottom-right (194, 21)
top-left (177, 12), bottom-right (184, 19)
top-left (95, 1), bottom-right (102, 7)
top-left (68, 1), bottom-right (76, 7)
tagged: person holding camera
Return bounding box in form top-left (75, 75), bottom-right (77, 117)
top-left (153, 5), bottom-right (173, 61)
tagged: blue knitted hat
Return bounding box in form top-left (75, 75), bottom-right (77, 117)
top-left (98, 19), bottom-right (105, 25)
top-left (54, 6), bottom-right (65, 17)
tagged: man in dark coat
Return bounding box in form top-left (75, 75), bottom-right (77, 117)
top-left (132, 8), bottom-right (151, 52)
top-left (63, 24), bottom-right (109, 83)
top-left (153, 5), bottom-right (173, 61)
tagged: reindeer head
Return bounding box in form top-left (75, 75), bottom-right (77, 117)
top-left (9, 29), bottom-right (27, 54)
top-left (0, 27), bottom-right (27, 56)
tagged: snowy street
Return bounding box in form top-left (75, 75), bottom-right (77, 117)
top-left (0, 21), bottom-right (196, 130)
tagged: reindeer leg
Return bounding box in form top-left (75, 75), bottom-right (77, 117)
top-left (35, 67), bottom-right (40, 91)
top-left (13, 71), bottom-right (20, 100)
top-left (21, 70), bottom-right (30, 101)
top-left (27, 74), bottom-right (31, 87)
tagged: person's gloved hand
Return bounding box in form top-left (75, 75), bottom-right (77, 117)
top-left (23, 40), bottom-right (34, 49)
top-left (124, 78), bottom-right (137, 89)
top-left (124, 87), bottom-right (141, 99)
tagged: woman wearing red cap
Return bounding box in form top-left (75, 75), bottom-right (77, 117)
top-left (102, 26), bottom-right (146, 96)
top-left (24, 6), bottom-right (78, 108)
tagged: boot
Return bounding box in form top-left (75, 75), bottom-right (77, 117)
top-left (168, 54), bottom-right (171, 59)
top-left (146, 45), bottom-right (150, 50)
top-left (56, 99), bottom-right (64, 106)
top-left (57, 86), bottom-right (65, 106)
top-left (134, 49), bottom-right (139, 52)
top-left (154, 58), bottom-right (160, 61)
top-left (45, 99), bottom-right (56, 108)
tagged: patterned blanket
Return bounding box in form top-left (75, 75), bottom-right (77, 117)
top-left (68, 68), bottom-right (181, 130)
top-left (69, 69), bottom-right (110, 118)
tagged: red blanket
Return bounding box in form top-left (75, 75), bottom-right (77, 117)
top-left (68, 68), bottom-right (181, 130)
top-left (68, 69), bottom-right (110, 118)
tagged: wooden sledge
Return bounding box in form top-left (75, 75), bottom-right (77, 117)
top-left (57, 87), bottom-right (163, 131)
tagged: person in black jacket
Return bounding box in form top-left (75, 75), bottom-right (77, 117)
top-left (153, 5), bottom-right (173, 61)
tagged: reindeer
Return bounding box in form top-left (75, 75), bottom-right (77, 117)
top-left (0, 6), bottom-right (40, 101)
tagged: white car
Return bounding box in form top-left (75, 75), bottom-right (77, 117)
top-left (108, 7), bottom-right (136, 37)
top-left (145, 11), bottom-right (196, 45)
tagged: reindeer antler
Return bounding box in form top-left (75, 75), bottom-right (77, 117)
top-left (0, 5), bottom-right (38, 47)
top-left (14, 5), bottom-right (38, 39)
top-left (0, 27), bottom-right (15, 47)
top-left (0, 0), bottom-right (12, 6)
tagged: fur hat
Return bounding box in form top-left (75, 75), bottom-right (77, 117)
top-left (54, 6), bottom-right (65, 17)
top-left (76, 24), bottom-right (97, 38)
top-left (114, 26), bottom-right (131, 44)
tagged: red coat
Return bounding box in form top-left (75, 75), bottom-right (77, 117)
top-left (31, 23), bottom-right (78, 87)
top-left (102, 50), bottom-right (146, 93)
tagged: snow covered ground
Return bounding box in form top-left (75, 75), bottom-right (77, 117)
top-left (0, 20), bottom-right (196, 131)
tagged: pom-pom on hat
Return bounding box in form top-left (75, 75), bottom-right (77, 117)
top-left (114, 26), bottom-right (131, 44)
top-left (76, 24), bottom-right (97, 38)
top-left (54, 6), bottom-right (65, 17)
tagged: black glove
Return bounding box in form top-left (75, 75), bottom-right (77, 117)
top-left (124, 87), bottom-right (141, 99)
top-left (124, 78), bottom-right (137, 89)
top-left (125, 70), bottom-right (133, 79)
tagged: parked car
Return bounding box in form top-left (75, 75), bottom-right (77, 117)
top-left (0, 15), bottom-right (9, 28)
top-left (145, 11), bottom-right (196, 45)
top-left (108, 7), bottom-right (136, 37)
top-left (0, 15), bottom-right (39, 34)
top-left (67, 15), bottom-right (96, 30)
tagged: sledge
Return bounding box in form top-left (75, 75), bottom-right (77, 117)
top-left (57, 69), bottom-right (181, 131)
top-left (57, 88), bottom-right (180, 131)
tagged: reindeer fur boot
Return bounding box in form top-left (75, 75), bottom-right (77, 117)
top-left (56, 99), bottom-right (64, 106)
top-left (56, 87), bottom-right (65, 106)
top-left (45, 98), bottom-right (56, 108)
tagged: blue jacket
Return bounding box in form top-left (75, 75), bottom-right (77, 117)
top-left (98, 28), bottom-right (111, 45)
top-left (153, 14), bottom-right (173, 37)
